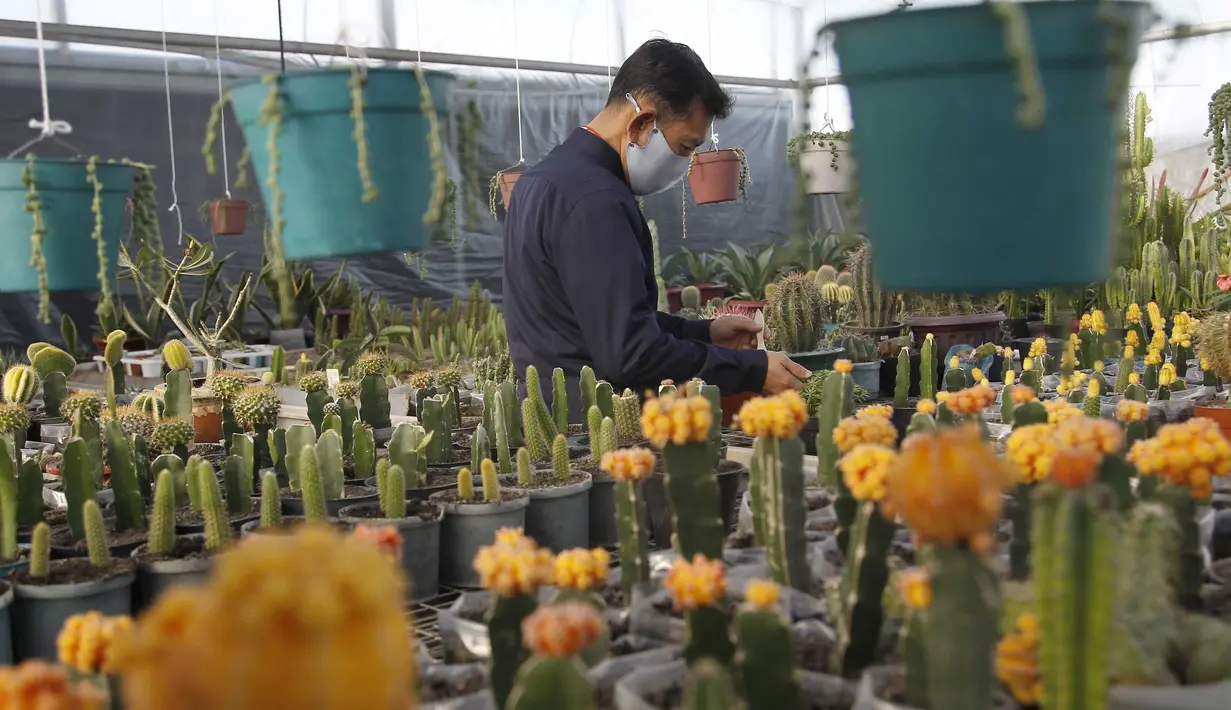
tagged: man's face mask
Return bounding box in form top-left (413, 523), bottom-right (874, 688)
top-left (624, 94), bottom-right (692, 196)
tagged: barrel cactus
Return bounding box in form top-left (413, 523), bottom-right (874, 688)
top-left (335, 380), bottom-right (359, 399)
top-left (150, 418), bottom-right (195, 451)
top-left (2, 364), bottom-right (40, 405)
top-left (209, 370), bottom-right (248, 403)
top-left (131, 392), bottom-right (166, 420)
top-left (832, 334), bottom-right (878, 363)
top-left (299, 371), bottom-right (328, 394)
top-left (765, 272), bottom-right (825, 354)
top-left (110, 405), bottom-right (154, 439)
top-left (407, 370), bottom-right (434, 390)
top-left (0, 402), bottom-right (30, 436)
top-left (355, 351), bottom-right (389, 378)
top-left (233, 386), bottom-right (281, 430)
top-left (435, 365), bottom-right (463, 389)
top-left (162, 339), bottom-right (193, 371)
top-left (62, 391), bottom-right (103, 422)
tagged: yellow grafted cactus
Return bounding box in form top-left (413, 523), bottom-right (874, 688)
top-left (473, 532), bottom-right (555, 597)
top-left (970, 367), bottom-right (984, 383)
top-left (737, 391), bottom-right (808, 439)
top-left (896, 568), bottom-right (931, 610)
top-left (1159, 363), bottom-right (1177, 387)
top-left (1094, 360), bottom-right (1105, 373)
top-left (945, 385), bottom-right (996, 416)
top-left (1126, 329), bottom-right (1140, 348)
top-left (639, 393), bottom-right (713, 448)
top-left (521, 602), bottom-right (605, 658)
top-left (1090, 309), bottom-right (1107, 335)
top-left (744, 578), bottom-right (781, 610)
top-left (884, 425), bottom-right (1014, 552)
top-left (1021, 357), bottom-right (1034, 372)
top-left (57, 611), bottom-right (134, 674)
top-left (1005, 423), bottom-right (1057, 484)
top-left (1043, 399), bottom-right (1082, 424)
top-left (1129, 371), bottom-right (1141, 385)
top-left (161, 339), bottom-right (192, 372)
top-left (1011, 384), bottom-right (1037, 405)
top-left (948, 356), bottom-right (960, 369)
top-left (995, 613), bottom-right (1042, 706)
top-left (0, 660), bottom-right (107, 710)
top-left (837, 443), bottom-right (895, 502)
top-left (1029, 338), bottom-right (1047, 359)
top-left (1004, 370), bottom-right (1016, 387)
top-left (599, 447), bottom-right (655, 481)
top-left (855, 403), bottom-right (893, 420)
top-left (915, 399), bottom-right (937, 415)
top-left (1079, 313), bottom-right (1092, 330)
top-left (1126, 302), bottom-right (1142, 324)
top-left (834, 359), bottom-right (853, 375)
top-left (1048, 447), bottom-right (1102, 489)
top-left (663, 554), bottom-right (726, 610)
top-left (832, 414), bottom-right (898, 454)
top-left (552, 548), bottom-right (610, 591)
top-left (1147, 301), bottom-right (1164, 331)
top-left (1052, 417), bottom-right (1124, 457)
top-left (1115, 399), bottom-right (1150, 423)
top-left (1128, 418), bottom-right (1231, 501)
top-left (112, 525), bottom-right (414, 710)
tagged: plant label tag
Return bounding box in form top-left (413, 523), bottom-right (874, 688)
top-left (326, 368), bottom-right (341, 391)
top-left (754, 310), bottom-right (766, 350)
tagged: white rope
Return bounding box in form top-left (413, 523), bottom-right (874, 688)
top-left (513, 0), bottom-right (525, 164)
top-left (705, 0), bottom-right (718, 148)
top-left (213, 0), bottom-right (230, 199)
top-left (340, 0), bottom-right (351, 60)
top-left (9, 0), bottom-right (72, 157)
top-left (604, 0), bottom-right (612, 90)
top-left (821, 0), bottom-right (833, 129)
top-left (414, 0), bottom-right (422, 65)
top-left (160, 0), bottom-right (184, 244)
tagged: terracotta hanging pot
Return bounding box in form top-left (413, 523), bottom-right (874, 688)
top-left (207, 199), bottom-right (250, 235)
top-left (498, 170), bottom-right (524, 210)
top-left (687, 148), bottom-right (746, 205)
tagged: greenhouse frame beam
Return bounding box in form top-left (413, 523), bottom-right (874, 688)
top-left (0, 20), bottom-right (798, 90)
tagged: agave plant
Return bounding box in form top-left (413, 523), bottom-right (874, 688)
top-left (714, 243), bottom-right (783, 301)
top-left (663, 249), bottom-right (725, 287)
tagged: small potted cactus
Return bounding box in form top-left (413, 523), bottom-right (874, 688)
top-left (764, 272), bottom-right (845, 373)
top-left (513, 432), bottom-right (593, 552)
top-left (831, 332), bottom-right (883, 397)
top-left (231, 385), bottom-right (282, 468)
top-left (789, 129), bottom-right (853, 195)
top-left (339, 459), bottom-right (444, 602)
top-left (12, 502), bottom-right (136, 660)
top-left (365, 421), bottom-right (461, 500)
top-left (430, 459), bottom-right (529, 588)
top-left (506, 602), bottom-right (606, 709)
top-left (26, 342), bottom-right (75, 429)
top-left (277, 427), bottom-right (378, 518)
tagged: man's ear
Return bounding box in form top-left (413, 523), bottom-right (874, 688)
top-left (626, 109), bottom-right (655, 146)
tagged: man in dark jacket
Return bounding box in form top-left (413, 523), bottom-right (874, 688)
top-left (503, 38), bottom-right (809, 420)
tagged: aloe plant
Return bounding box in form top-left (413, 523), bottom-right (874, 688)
top-left (714, 242), bottom-right (783, 301)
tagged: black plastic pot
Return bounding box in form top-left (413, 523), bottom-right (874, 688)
top-left (131, 535), bottom-right (213, 613)
top-left (13, 567), bottom-right (135, 661)
top-left (339, 501), bottom-right (443, 602)
top-left (643, 460), bottom-right (747, 548)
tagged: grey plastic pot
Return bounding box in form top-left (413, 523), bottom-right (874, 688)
top-left (616, 659), bottom-right (855, 710)
top-left (850, 360), bottom-right (883, 398)
top-left (364, 474), bottom-right (470, 502)
top-left (521, 471), bottom-right (593, 552)
top-left (1109, 683), bottom-right (1231, 710)
top-left (13, 569), bottom-right (135, 661)
top-left (131, 535), bottom-right (213, 613)
top-left (589, 472), bottom-right (617, 547)
top-left (0, 582), bottom-right (12, 666)
top-left (338, 501), bottom-right (443, 602)
top-left (281, 486), bottom-right (379, 517)
top-left (430, 491), bottom-right (529, 587)
top-left (239, 516), bottom-right (350, 537)
top-left (853, 665), bottom-right (1010, 710)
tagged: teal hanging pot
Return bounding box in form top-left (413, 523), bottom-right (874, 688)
top-left (0, 158), bottom-right (134, 293)
top-left (829, 0), bottom-right (1151, 292)
top-left (229, 67), bottom-right (454, 261)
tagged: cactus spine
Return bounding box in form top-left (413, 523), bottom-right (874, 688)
top-left (500, 380), bottom-right (524, 448)
top-left (612, 388), bottom-right (641, 446)
top-left (893, 347), bottom-right (910, 408)
top-left (457, 466), bottom-right (476, 500)
top-left (524, 365), bottom-right (558, 442)
top-left (258, 470), bottom-right (282, 527)
top-left (764, 272), bottom-right (825, 354)
top-left (316, 429), bottom-right (345, 501)
top-left (471, 423), bottom-right (490, 478)
top-left (270, 345), bottom-right (286, 384)
top-left (919, 334), bottom-right (936, 401)
top-left (481, 458), bottom-right (501, 502)
top-left (82, 498), bottom-right (110, 568)
top-left (381, 464), bottom-right (406, 518)
top-left (28, 521), bottom-right (49, 578)
top-left (516, 447), bottom-right (533, 487)
top-left (1083, 379), bottom-right (1103, 417)
top-left (198, 459), bottom-right (233, 548)
top-left (551, 433), bottom-right (571, 482)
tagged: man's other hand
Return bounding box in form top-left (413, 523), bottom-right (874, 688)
top-left (710, 315), bottom-right (761, 350)
top-left (762, 352), bottom-right (810, 394)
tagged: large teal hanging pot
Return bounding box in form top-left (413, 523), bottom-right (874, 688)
top-left (229, 68), bottom-right (453, 261)
top-left (829, 1), bottom-right (1150, 292)
top-left (0, 158), bottom-right (134, 293)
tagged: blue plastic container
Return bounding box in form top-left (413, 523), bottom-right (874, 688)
top-left (0, 158), bottom-right (134, 293)
top-left (229, 68), bottom-right (454, 261)
top-left (830, 1), bottom-right (1150, 292)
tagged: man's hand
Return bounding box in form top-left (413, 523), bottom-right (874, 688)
top-left (710, 315), bottom-right (761, 350)
top-left (762, 351), bottom-right (811, 394)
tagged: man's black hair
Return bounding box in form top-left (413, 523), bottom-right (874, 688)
top-left (606, 38), bottom-right (734, 122)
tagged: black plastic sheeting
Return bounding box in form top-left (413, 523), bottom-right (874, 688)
top-left (0, 63), bottom-right (828, 352)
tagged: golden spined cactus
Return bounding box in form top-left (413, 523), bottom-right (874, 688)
top-left (1128, 417), bottom-right (1231, 503)
top-left (855, 403), bottom-right (893, 420)
top-left (1043, 399), bottom-right (1082, 425)
top-left (1115, 398), bottom-right (1149, 423)
top-left (996, 613), bottom-right (1042, 707)
top-left (1053, 417), bottom-right (1124, 458)
top-left (664, 554), bottom-right (733, 666)
top-left (112, 525), bottom-right (414, 710)
top-left (737, 390), bottom-right (809, 439)
top-left (0, 660), bottom-right (107, 710)
top-left (944, 385), bottom-right (996, 416)
top-left (473, 529), bottom-right (555, 598)
top-left (915, 398), bottom-right (937, 415)
top-left (521, 602), bottom-right (606, 659)
top-left (639, 393), bottom-right (713, 448)
top-left (837, 444), bottom-right (894, 502)
top-left (832, 414), bottom-right (898, 454)
top-left (599, 447), bottom-right (655, 482)
top-left (1005, 423), bottom-right (1058, 485)
top-left (552, 548), bottom-right (610, 592)
top-left (57, 611), bottom-right (134, 675)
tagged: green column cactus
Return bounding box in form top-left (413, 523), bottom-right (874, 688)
top-left (185, 454), bottom-right (205, 512)
top-left (471, 423), bottom-right (491, 477)
top-left (31, 344), bottom-right (75, 419)
top-left (1156, 484), bottom-right (1202, 611)
top-left (230, 433), bottom-right (255, 506)
top-left (736, 592), bottom-right (800, 710)
top-left (151, 453), bottom-right (187, 508)
top-left (1007, 399), bottom-right (1048, 581)
top-left (284, 423), bottom-right (317, 491)
top-left (131, 433), bottom-right (152, 502)
top-left (689, 381), bottom-right (723, 468)
top-left (816, 365), bottom-right (855, 549)
top-left (0, 442), bottom-right (17, 562)
top-left (506, 636), bottom-right (596, 710)
top-left (1033, 477), bottom-right (1116, 710)
top-left (924, 546), bottom-right (1000, 710)
top-left (1116, 347), bottom-right (1135, 392)
top-left (551, 367), bottom-right (568, 432)
top-left (488, 591), bottom-right (538, 709)
top-left (381, 464), bottom-right (407, 519)
top-left (579, 365), bottom-right (598, 429)
top-left (918, 334), bottom-right (936, 401)
top-left (259, 471), bottom-right (282, 528)
top-left (82, 498), bottom-right (111, 568)
top-left (104, 419), bottom-right (146, 532)
top-left (103, 329), bottom-right (126, 416)
top-left (316, 429), bottom-right (346, 501)
top-left (612, 388), bottom-right (641, 446)
top-left (525, 365), bottom-right (558, 439)
top-left (420, 396), bottom-right (452, 464)
top-left (270, 345), bottom-right (287, 385)
top-left (61, 437), bottom-right (98, 541)
top-left (661, 437), bottom-right (724, 561)
top-left (146, 469), bottom-right (177, 555)
top-left (16, 454), bottom-right (44, 528)
top-left (893, 347), bottom-right (910, 409)
top-left (1108, 503), bottom-right (1179, 685)
top-left (298, 444), bottom-right (327, 521)
top-left (481, 458), bottom-right (501, 501)
top-left (162, 340), bottom-right (194, 421)
top-left (457, 465), bottom-right (476, 500)
top-left (683, 659), bottom-right (740, 710)
top-left (223, 454), bottom-right (251, 516)
top-left (500, 380), bottom-right (524, 448)
top-left (359, 371), bottom-right (392, 430)
top-left (197, 459), bottom-right (233, 549)
top-left (611, 454), bottom-right (650, 597)
top-left (595, 380), bottom-right (614, 419)
top-left (764, 272), bottom-right (825, 354)
top-left (28, 521), bottom-right (50, 579)
top-left (481, 382), bottom-right (497, 438)
top-left (942, 356), bottom-right (966, 392)
top-left (337, 395), bottom-right (358, 455)
top-left (1083, 379), bottom-right (1103, 417)
top-left (749, 434), bottom-right (810, 592)
top-left (300, 371), bottom-right (333, 435)
top-left (550, 433), bottom-right (571, 482)
top-left (353, 420), bottom-right (376, 481)
top-left (493, 390), bottom-right (513, 475)
top-left (830, 492), bottom-right (894, 679)
top-left (522, 397), bottom-right (549, 462)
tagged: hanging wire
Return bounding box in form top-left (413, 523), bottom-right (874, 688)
top-left (8, 0), bottom-right (73, 158)
top-left (160, 0), bottom-right (185, 244)
top-left (705, 0), bottom-right (719, 148)
top-left (413, 0), bottom-right (423, 64)
top-left (820, 0), bottom-right (834, 131)
top-left (277, 0), bottom-right (287, 74)
top-left (513, 0), bottom-right (525, 165)
top-left (213, 0), bottom-right (230, 199)
top-left (605, 0), bottom-right (612, 91)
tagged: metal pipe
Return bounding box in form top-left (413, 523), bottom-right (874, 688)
top-left (0, 19), bottom-right (797, 90)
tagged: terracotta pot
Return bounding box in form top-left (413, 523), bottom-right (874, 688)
top-left (207, 199), bottom-right (250, 236)
top-left (498, 170), bottom-right (524, 209)
top-left (192, 396), bottom-right (224, 444)
top-left (904, 312), bottom-right (1006, 353)
top-left (1194, 405), bottom-right (1231, 439)
top-left (726, 299), bottom-right (766, 313)
top-left (666, 282), bottom-right (727, 312)
top-left (666, 286), bottom-right (684, 312)
top-left (688, 149), bottom-right (744, 204)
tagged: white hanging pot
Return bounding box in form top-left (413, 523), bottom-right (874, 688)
top-left (799, 139), bottom-right (852, 195)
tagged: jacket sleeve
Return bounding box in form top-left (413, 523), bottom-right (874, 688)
top-left (552, 191), bottom-right (766, 394)
top-left (656, 312), bottom-right (713, 343)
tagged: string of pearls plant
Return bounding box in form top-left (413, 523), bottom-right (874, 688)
top-left (348, 66), bottom-right (380, 204)
top-left (416, 65), bottom-right (456, 244)
top-left (990, 1), bottom-right (1045, 130)
top-left (84, 156), bottom-right (114, 320)
top-left (201, 94), bottom-right (251, 190)
top-left (21, 154), bottom-right (50, 323)
top-left (1208, 82), bottom-right (1231, 205)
